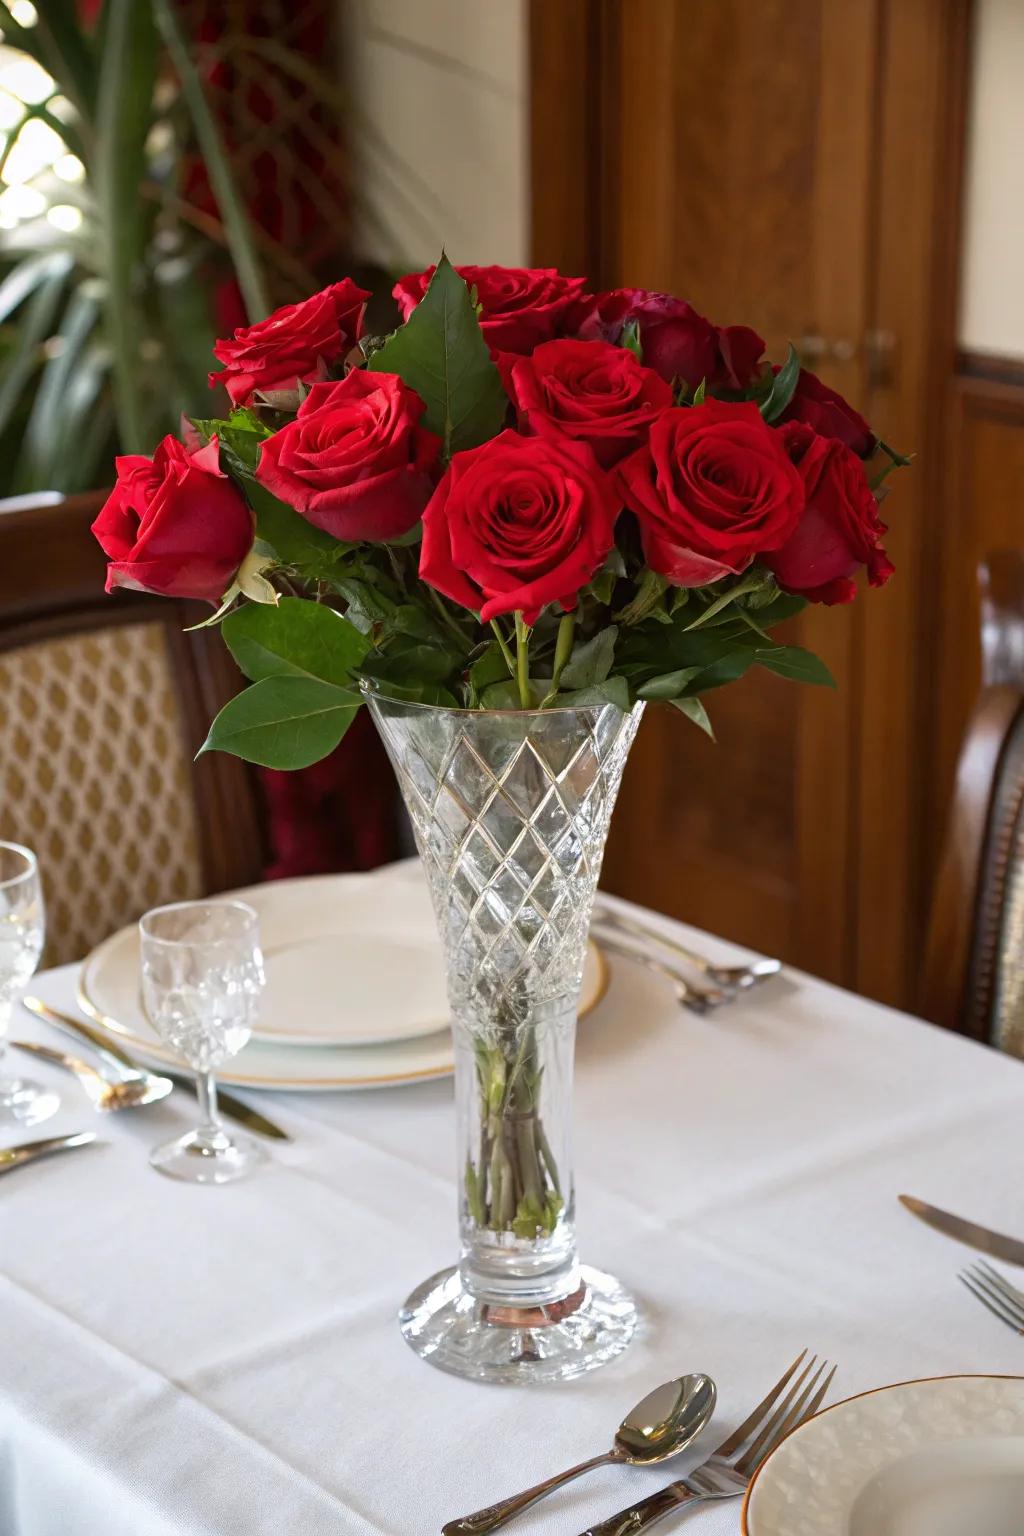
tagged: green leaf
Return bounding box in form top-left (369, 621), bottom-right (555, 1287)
top-left (558, 677), bottom-right (631, 711)
top-left (222, 598), bottom-right (368, 687)
top-left (0, 259), bottom-right (72, 441)
top-left (682, 650), bottom-right (755, 692)
top-left (560, 625), bottom-right (618, 690)
top-left (14, 284), bottom-right (101, 493)
top-left (359, 638), bottom-right (462, 687)
top-left (32, 0), bottom-right (97, 121)
top-left (95, 0), bottom-right (158, 454)
top-left (756, 644), bottom-right (836, 687)
top-left (669, 696), bottom-right (715, 738)
top-left (367, 253), bottom-right (508, 456)
top-left (154, 0), bottom-right (270, 321)
top-left (692, 379), bottom-right (707, 406)
top-left (760, 344), bottom-right (801, 423)
top-left (621, 320), bottom-right (642, 361)
top-left (469, 640), bottom-right (513, 692)
top-left (0, 253), bottom-right (71, 326)
top-left (637, 666), bottom-right (703, 701)
top-left (200, 676), bottom-right (360, 769)
top-left (248, 482), bottom-right (346, 577)
top-left (192, 408), bottom-right (271, 476)
top-left (747, 590), bottom-right (807, 625)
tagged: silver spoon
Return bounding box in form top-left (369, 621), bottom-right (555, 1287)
top-left (10, 1040), bottom-right (174, 1112)
top-left (441, 1373), bottom-right (717, 1535)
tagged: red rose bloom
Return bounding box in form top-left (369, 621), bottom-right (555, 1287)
top-left (615, 400), bottom-right (805, 586)
top-left (509, 339), bottom-right (672, 468)
top-left (210, 278), bottom-right (370, 406)
top-left (255, 370), bottom-right (440, 542)
top-left (778, 368), bottom-right (875, 457)
top-left (420, 429), bottom-right (618, 624)
top-left (577, 289), bottom-right (765, 393)
top-left (92, 436), bottom-right (254, 603)
top-left (765, 422), bottom-right (893, 603)
top-left (393, 264), bottom-right (590, 355)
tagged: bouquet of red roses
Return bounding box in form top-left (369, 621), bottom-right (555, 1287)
top-left (92, 255), bottom-right (906, 769)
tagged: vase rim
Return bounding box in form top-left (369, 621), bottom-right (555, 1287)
top-left (360, 682), bottom-right (640, 721)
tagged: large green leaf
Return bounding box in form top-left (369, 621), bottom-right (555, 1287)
top-left (154, 0), bottom-right (269, 321)
top-left (558, 677), bottom-right (631, 711)
top-left (0, 260), bottom-right (72, 441)
top-left (637, 666), bottom-right (703, 701)
top-left (200, 676), bottom-right (361, 769)
top-left (669, 696), bottom-right (715, 738)
top-left (367, 253), bottom-right (508, 455)
top-left (248, 482), bottom-right (347, 578)
top-left (222, 598), bottom-right (368, 687)
top-left (755, 645), bottom-right (836, 687)
top-left (15, 284), bottom-right (101, 491)
top-left (95, 0), bottom-right (157, 454)
top-left (0, 253), bottom-right (71, 326)
top-left (560, 625), bottom-right (618, 690)
top-left (31, 0), bottom-right (97, 124)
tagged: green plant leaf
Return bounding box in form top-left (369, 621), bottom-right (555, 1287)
top-left (760, 344), bottom-right (801, 423)
top-left (756, 644), bottom-right (836, 687)
top-left (191, 407), bottom-right (272, 476)
top-left (560, 625), bottom-right (618, 690)
top-left (222, 597), bottom-right (368, 687)
top-left (154, 0), bottom-right (270, 321)
top-left (367, 253), bottom-right (508, 456)
top-left (0, 252), bottom-right (71, 326)
top-left (621, 320), bottom-right (642, 361)
top-left (637, 666), bottom-right (704, 701)
top-left (15, 284), bottom-right (101, 492)
top-left (0, 259), bottom-right (72, 440)
top-left (32, 0), bottom-right (97, 122)
top-left (669, 696), bottom-right (715, 738)
top-left (200, 676), bottom-right (360, 769)
top-left (247, 482), bottom-right (346, 577)
top-left (359, 637), bottom-right (462, 687)
top-left (558, 677), bottom-right (631, 711)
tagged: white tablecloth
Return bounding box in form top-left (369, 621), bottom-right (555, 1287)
top-left (1, 896), bottom-right (1022, 1536)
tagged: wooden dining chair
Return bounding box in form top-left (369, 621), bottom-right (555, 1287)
top-left (921, 552), bottom-right (1024, 1053)
top-left (0, 493), bottom-right (266, 964)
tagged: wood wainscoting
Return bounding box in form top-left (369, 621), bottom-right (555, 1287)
top-left (530, 0), bottom-right (979, 1011)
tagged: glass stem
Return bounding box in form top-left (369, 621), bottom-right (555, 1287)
top-left (197, 1070), bottom-right (221, 1136)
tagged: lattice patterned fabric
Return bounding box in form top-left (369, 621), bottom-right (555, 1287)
top-left (0, 623), bottom-right (204, 966)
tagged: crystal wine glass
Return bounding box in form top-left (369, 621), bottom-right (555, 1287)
top-left (0, 841), bottom-right (54, 1127)
top-left (139, 899), bottom-right (266, 1184)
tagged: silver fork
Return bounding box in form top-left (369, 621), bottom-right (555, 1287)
top-left (577, 1350), bottom-right (836, 1534)
top-left (959, 1260), bottom-right (1024, 1336)
top-left (592, 904), bottom-right (782, 991)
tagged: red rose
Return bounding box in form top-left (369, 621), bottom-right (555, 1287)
top-left (92, 436), bottom-right (254, 603)
top-left (393, 264), bottom-right (589, 355)
top-left (509, 339), bottom-right (672, 468)
top-left (577, 289), bottom-right (765, 393)
top-left (778, 368), bottom-right (875, 457)
top-left (210, 278), bottom-right (370, 406)
top-left (615, 400), bottom-right (805, 585)
top-left (420, 429), bottom-right (618, 624)
top-left (765, 422), bottom-right (893, 603)
top-left (255, 369), bottom-right (440, 542)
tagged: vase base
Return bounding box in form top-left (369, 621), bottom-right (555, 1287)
top-left (398, 1263), bottom-right (637, 1384)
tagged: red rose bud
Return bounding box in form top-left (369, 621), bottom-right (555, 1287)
top-left (255, 369), bottom-right (440, 542)
top-left (393, 264), bottom-right (590, 355)
top-left (209, 278), bottom-right (370, 407)
top-left (420, 429), bottom-right (619, 625)
top-left (509, 339), bottom-right (672, 468)
top-left (778, 367), bottom-right (875, 458)
top-left (765, 423), bottom-right (893, 604)
top-left (92, 436), bottom-right (254, 603)
top-left (615, 400), bottom-right (805, 586)
top-left (577, 289), bottom-right (765, 393)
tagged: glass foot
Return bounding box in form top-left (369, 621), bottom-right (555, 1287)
top-left (149, 1126), bottom-right (267, 1185)
top-left (0, 1075), bottom-right (59, 1128)
top-left (399, 1263), bottom-right (638, 1383)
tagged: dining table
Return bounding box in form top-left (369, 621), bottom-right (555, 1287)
top-left (1, 889), bottom-right (1021, 1536)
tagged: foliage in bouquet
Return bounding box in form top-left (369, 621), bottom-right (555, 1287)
top-left (91, 253), bottom-right (909, 769)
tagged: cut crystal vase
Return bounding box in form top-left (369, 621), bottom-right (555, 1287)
top-left (367, 692), bottom-right (644, 1383)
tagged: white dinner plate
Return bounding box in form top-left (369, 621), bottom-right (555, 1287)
top-left (77, 865), bottom-right (608, 1091)
top-left (743, 1375), bottom-right (1024, 1536)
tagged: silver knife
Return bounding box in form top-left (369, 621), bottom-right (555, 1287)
top-left (900, 1194), bottom-right (1024, 1268)
top-left (21, 996), bottom-right (291, 1143)
top-left (0, 1130), bottom-right (97, 1176)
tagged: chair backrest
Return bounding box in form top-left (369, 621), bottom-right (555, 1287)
top-left (922, 685), bottom-right (1024, 1049)
top-left (0, 493), bottom-right (265, 964)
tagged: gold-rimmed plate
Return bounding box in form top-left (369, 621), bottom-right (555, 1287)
top-left (742, 1374), bottom-right (1024, 1536)
top-left (77, 865), bottom-right (608, 1092)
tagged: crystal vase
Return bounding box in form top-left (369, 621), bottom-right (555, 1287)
top-left (367, 692), bottom-right (644, 1383)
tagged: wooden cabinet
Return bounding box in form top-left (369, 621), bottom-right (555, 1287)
top-left (530, 0), bottom-right (972, 1008)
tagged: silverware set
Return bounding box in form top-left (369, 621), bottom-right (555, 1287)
top-left (443, 1350), bottom-right (836, 1535)
top-left (901, 1192), bottom-right (1024, 1339)
top-left (0, 1129), bottom-right (98, 1177)
top-left (590, 900), bottom-right (781, 1014)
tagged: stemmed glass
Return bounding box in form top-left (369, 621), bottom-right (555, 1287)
top-left (139, 899), bottom-right (266, 1184)
top-left (0, 841), bottom-right (54, 1127)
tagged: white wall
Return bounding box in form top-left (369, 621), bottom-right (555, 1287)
top-left (959, 0), bottom-right (1024, 362)
top-left (339, 0), bottom-right (529, 273)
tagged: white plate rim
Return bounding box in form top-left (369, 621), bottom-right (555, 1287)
top-left (741, 1372), bottom-right (1024, 1536)
top-left (75, 874), bottom-right (610, 1090)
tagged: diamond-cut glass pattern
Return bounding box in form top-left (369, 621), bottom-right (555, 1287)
top-left (368, 698), bottom-right (643, 1033)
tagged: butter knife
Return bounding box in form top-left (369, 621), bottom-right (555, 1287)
top-left (0, 1130), bottom-right (97, 1176)
top-left (21, 997), bottom-right (291, 1143)
top-left (899, 1194), bottom-right (1024, 1268)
